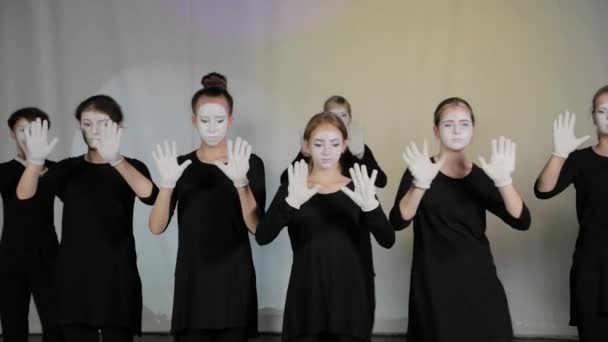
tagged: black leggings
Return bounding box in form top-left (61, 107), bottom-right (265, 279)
top-left (0, 255), bottom-right (63, 342)
top-left (289, 333), bottom-right (363, 342)
top-left (62, 324), bottom-right (133, 342)
top-left (577, 313), bottom-right (608, 342)
top-left (175, 328), bottom-right (248, 342)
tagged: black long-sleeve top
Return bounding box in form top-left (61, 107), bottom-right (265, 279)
top-left (390, 164), bottom-right (530, 342)
top-left (256, 182), bottom-right (394, 342)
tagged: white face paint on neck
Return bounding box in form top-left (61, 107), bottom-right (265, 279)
top-left (594, 103), bottom-right (608, 136)
top-left (196, 103), bottom-right (229, 147)
top-left (308, 127), bottom-right (345, 170)
top-left (80, 111), bottom-right (112, 149)
top-left (438, 110), bottom-right (473, 151)
top-left (328, 106), bottom-right (351, 127)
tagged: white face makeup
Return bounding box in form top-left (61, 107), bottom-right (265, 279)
top-left (13, 118), bottom-right (30, 151)
top-left (196, 103), bottom-right (229, 147)
top-left (328, 106), bottom-right (351, 127)
top-left (437, 110), bottom-right (473, 151)
top-left (80, 111), bottom-right (112, 149)
top-left (307, 126), bottom-right (345, 170)
top-left (594, 103), bottom-right (608, 136)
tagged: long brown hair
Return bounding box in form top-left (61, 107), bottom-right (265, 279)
top-left (433, 97), bottom-right (475, 126)
top-left (302, 112), bottom-right (348, 170)
top-left (303, 112), bottom-right (348, 141)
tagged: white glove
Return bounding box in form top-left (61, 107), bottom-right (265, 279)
top-left (348, 122), bottom-right (365, 158)
top-left (552, 111), bottom-right (590, 159)
top-left (478, 136), bottom-right (516, 188)
top-left (214, 137), bottom-right (251, 188)
top-left (299, 129), bottom-right (310, 157)
top-left (152, 140), bottom-right (192, 188)
top-left (401, 140), bottom-right (444, 189)
top-left (342, 163), bottom-right (379, 212)
top-left (24, 118), bottom-right (58, 166)
top-left (285, 160), bottom-right (320, 209)
top-left (98, 122), bottom-right (124, 166)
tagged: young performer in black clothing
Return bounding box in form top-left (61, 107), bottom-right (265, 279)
top-left (16, 95), bottom-right (158, 342)
top-left (280, 96), bottom-right (387, 188)
top-left (148, 76), bottom-right (265, 342)
top-left (0, 108), bottom-right (63, 342)
top-left (534, 85), bottom-right (608, 342)
top-left (257, 112), bottom-right (395, 342)
top-left (390, 97), bottom-right (530, 342)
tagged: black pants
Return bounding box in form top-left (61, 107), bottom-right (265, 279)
top-left (175, 328), bottom-right (247, 342)
top-left (0, 252), bottom-right (63, 342)
top-left (289, 333), bottom-right (363, 342)
top-left (62, 324), bottom-right (133, 342)
top-left (577, 313), bottom-right (608, 342)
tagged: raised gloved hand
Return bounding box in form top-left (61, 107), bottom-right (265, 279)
top-left (98, 122), bottom-right (124, 166)
top-left (341, 163), bottom-right (379, 212)
top-left (552, 111), bottom-right (590, 159)
top-left (214, 137), bottom-right (251, 188)
top-left (285, 160), bottom-right (319, 209)
top-left (152, 140), bottom-right (192, 188)
top-left (348, 121), bottom-right (365, 158)
top-left (478, 136), bottom-right (516, 188)
top-left (402, 140), bottom-right (444, 189)
top-left (24, 118), bottom-right (58, 166)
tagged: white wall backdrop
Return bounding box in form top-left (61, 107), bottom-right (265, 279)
top-left (1, 0), bottom-right (608, 338)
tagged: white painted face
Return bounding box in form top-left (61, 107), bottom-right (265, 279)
top-left (80, 111), bottom-right (112, 149)
top-left (437, 110), bottom-right (473, 151)
top-left (307, 124), bottom-right (345, 170)
top-left (594, 102), bottom-right (608, 136)
top-left (13, 118), bottom-right (30, 150)
top-left (328, 106), bottom-right (351, 127)
top-left (196, 103), bottom-right (229, 147)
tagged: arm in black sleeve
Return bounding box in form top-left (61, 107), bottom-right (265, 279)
top-left (534, 153), bottom-right (577, 199)
top-left (479, 172), bottom-right (531, 231)
top-left (0, 162), bottom-right (12, 192)
top-left (363, 205), bottom-right (395, 248)
top-left (127, 158), bottom-right (159, 205)
top-left (280, 152), bottom-right (309, 184)
top-left (255, 184), bottom-right (296, 245)
top-left (356, 145), bottom-right (387, 188)
top-left (389, 169), bottom-right (414, 231)
top-left (248, 154), bottom-right (266, 218)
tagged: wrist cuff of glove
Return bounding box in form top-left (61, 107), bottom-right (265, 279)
top-left (27, 157), bottom-right (45, 166)
top-left (285, 197), bottom-right (301, 210)
top-left (160, 181), bottom-right (176, 189)
top-left (361, 199), bottom-right (380, 212)
top-left (233, 178), bottom-right (249, 188)
top-left (412, 179), bottom-right (431, 190)
top-left (494, 177), bottom-right (513, 188)
top-left (551, 151), bottom-right (569, 159)
top-left (110, 156), bottom-right (124, 167)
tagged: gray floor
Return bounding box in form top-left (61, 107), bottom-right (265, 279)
top-left (0, 335), bottom-right (575, 341)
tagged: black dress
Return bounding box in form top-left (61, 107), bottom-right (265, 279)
top-left (44, 156), bottom-right (158, 334)
top-left (390, 165), bottom-right (531, 342)
top-left (534, 147), bottom-right (608, 327)
top-left (256, 182), bottom-right (395, 342)
top-left (168, 151), bottom-right (265, 336)
top-left (0, 159), bottom-right (61, 340)
top-left (279, 146), bottom-right (387, 188)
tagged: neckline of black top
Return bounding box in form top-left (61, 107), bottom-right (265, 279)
top-left (589, 146), bottom-right (608, 159)
top-left (190, 150), bottom-right (226, 166)
top-left (315, 180), bottom-right (354, 195)
top-left (431, 156), bottom-right (475, 181)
